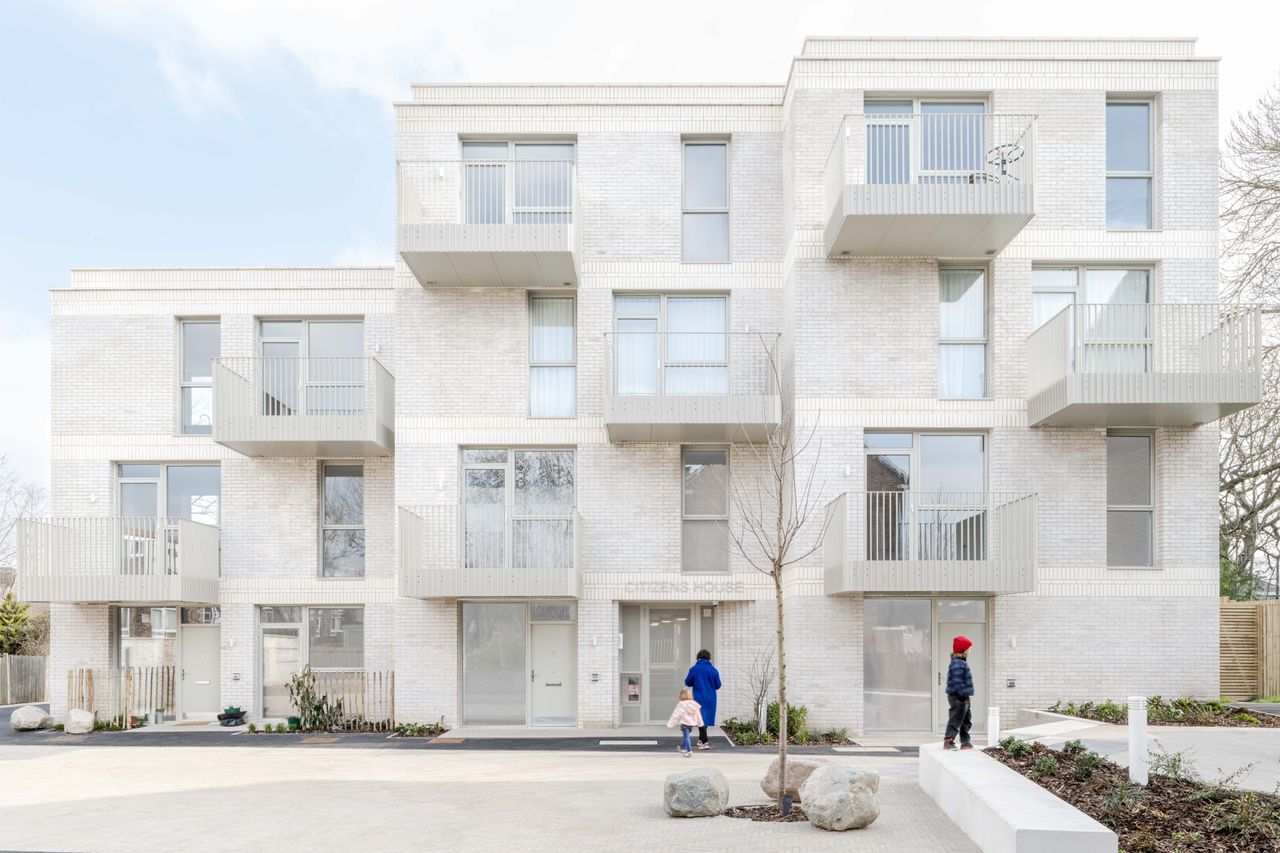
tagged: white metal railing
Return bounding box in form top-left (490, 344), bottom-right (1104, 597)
top-left (825, 112), bottom-right (1036, 200)
top-left (602, 332), bottom-right (780, 398)
top-left (214, 357), bottom-right (387, 418)
top-left (398, 159), bottom-right (577, 227)
top-left (1027, 303), bottom-right (1263, 398)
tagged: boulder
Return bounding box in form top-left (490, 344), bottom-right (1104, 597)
top-left (9, 705), bottom-right (51, 731)
top-left (798, 765), bottom-right (880, 831)
top-left (664, 767), bottom-right (730, 817)
top-left (65, 708), bottom-right (95, 735)
top-left (760, 755), bottom-right (832, 801)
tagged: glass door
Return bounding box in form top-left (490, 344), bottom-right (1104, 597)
top-left (463, 463), bottom-right (507, 569)
top-left (460, 602), bottom-right (527, 726)
top-left (306, 321), bottom-right (364, 416)
top-left (646, 607), bottom-right (693, 724)
top-left (261, 626), bottom-right (301, 718)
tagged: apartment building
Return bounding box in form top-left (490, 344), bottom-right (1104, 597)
top-left (20, 37), bottom-right (1261, 735)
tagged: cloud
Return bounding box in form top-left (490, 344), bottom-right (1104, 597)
top-left (0, 310), bottom-right (51, 489)
top-left (155, 48), bottom-right (237, 118)
top-left (334, 238), bottom-right (393, 267)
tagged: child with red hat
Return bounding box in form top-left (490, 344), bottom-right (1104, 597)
top-left (944, 635), bottom-right (975, 750)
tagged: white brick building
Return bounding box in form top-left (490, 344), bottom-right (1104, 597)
top-left (21, 37), bottom-right (1261, 735)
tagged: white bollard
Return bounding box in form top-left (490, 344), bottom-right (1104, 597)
top-left (987, 706), bottom-right (1001, 747)
top-left (1128, 696), bottom-right (1148, 785)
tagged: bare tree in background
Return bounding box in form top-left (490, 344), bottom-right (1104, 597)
top-left (737, 646), bottom-right (776, 733)
top-left (0, 456), bottom-right (47, 596)
top-left (726, 337), bottom-right (829, 812)
top-left (1221, 78), bottom-right (1280, 599)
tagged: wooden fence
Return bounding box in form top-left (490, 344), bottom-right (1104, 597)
top-left (314, 670), bottom-right (396, 732)
top-left (67, 666), bottom-right (175, 728)
top-left (0, 655), bottom-right (47, 704)
top-left (1220, 598), bottom-right (1280, 699)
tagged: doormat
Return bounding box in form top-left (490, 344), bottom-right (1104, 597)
top-left (300, 736), bottom-right (340, 744)
top-left (427, 737), bottom-right (466, 744)
top-left (173, 721), bottom-right (212, 727)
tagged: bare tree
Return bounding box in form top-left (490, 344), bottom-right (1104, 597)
top-left (726, 338), bottom-right (829, 812)
top-left (0, 456), bottom-right (47, 596)
top-left (736, 646), bottom-right (776, 733)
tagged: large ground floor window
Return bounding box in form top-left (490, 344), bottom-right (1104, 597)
top-left (258, 606), bottom-right (364, 718)
top-left (617, 603), bottom-right (716, 725)
top-left (460, 601), bottom-right (576, 727)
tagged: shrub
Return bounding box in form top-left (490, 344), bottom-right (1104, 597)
top-left (1235, 712), bottom-right (1260, 724)
top-left (246, 723), bottom-right (257, 734)
top-left (286, 666), bottom-right (344, 732)
top-left (1100, 779), bottom-right (1147, 821)
top-left (1031, 755), bottom-right (1060, 777)
top-left (822, 727), bottom-right (850, 743)
top-left (1211, 791), bottom-right (1280, 841)
top-left (1149, 745), bottom-right (1198, 782)
top-left (1073, 751), bottom-right (1105, 781)
top-left (394, 720), bottom-right (448, 737)
top-left (998, 736), bottom-right (1031, 758)
top-left (1062, 739), bottom-right (1086, 755)
top-left (765, 702), bottom-right (809, 740)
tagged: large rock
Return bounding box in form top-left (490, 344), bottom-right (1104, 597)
top-left (761, 755), bottom-right (832, 801)
top-left (9, 705), bottom-right (51, 731)
top-left (664, 768), bottom-right (729, 817)
top-left (64, 708), bottom-right (95, 735)
top-left (798, 765), bottom-right (880, 831)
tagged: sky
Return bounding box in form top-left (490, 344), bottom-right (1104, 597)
top-left (1, 0), bottom-right (1278, 488)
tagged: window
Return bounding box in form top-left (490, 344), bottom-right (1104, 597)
top-left (1032, 266), bottom-right (1152, 373)
top-left (1107, 432), bottom-right (1154, 567)
top-left (258, 606), bottom-right (363, 718)
top-left (529, 296), bottom-right (576, 417)
top-left (612, 295), bottom-right (728, 396)
top-left (116, 607), bottom-right (176, 668)
top-left (259, 320), bottom-right (364, 417)
top-left (682, 142), bottom-right (729, 262)
top-left (682, 447), bottom-right (729, 572)
top-left (462, 141), bottom-right (574, 225)
top-left (180, 321), bottom-right (219, 435)
top-left (938, 269), bottom-right (987, 398)
top-left (117, 464), bottom-right (221, 524)
top-left (1106, 101), bottom-right (1153, 229)
top-left (461, 449), bottom-right (575, 569)
top-left (864, 100), bottom-right (986, 184)
top-left (321, 464), bottom-right (364, 578)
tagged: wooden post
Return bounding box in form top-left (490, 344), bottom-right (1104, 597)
top-left (390, 670), bottom-right (395, 729)
top-left (86, 669), bottom-right (94, 719)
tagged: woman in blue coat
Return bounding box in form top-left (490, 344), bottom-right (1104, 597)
top-left (684, 650), bottom-right (721, 750)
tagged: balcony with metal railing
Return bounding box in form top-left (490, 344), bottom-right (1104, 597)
top-left (399, 505), bottom-right (581, 599)
top-left (398, 159), bottom-right (579, 288)
top-left (17, 516), bottom-right (220, 604)
top-left (212, 357), bottom-right (394, 457)
top-left (602, 331), bottom-right (781, 442)
top-left (823, 113), bottom-right (1036, 257)
top-left (1027, 303), bottom-right (1262, 427)
top-left (824, 491), bottom-right (1036, 595)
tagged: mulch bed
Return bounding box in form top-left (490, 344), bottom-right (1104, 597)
top-left (723, 804), bottom-right (808, 823)
top-left (1050, 699), bottom-right (1280, 728)
top-left (988, 741), bottom-right (1280, 852)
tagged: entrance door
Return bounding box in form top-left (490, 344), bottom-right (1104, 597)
top-left (180, 626), bottom-right (220, 717)
top-left (646, 607), bottom-right (694, 724)
top-left (935, 621), bottom-right (986, 733)
top-left (530, 622), bottom-right (575, 726)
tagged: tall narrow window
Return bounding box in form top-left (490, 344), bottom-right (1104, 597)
top-left (529, 296), bottom-right (576, 417)
top-left (1106, 101), bottom-right (1153, 229)
top-left (682, 448), bottom-right (729, 572)
top-left (1107, 432), bottom-right (1154, 567)
top-left (682, 142), bottom-right (729, 262)
top-left (321, 464), bottom-right (365, 578)
top-left (938, 269), bottom-right (986, 398)
top-left (181, 321), bottom-right (219, 434)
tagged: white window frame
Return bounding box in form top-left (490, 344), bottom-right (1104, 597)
top-left (938, 267), bottom-right (989, 399)
top-left (863, 98), bottom-right (990, 184)
top-left (459, 140), bottom-right (576, 225)
top-left (681, 445), bottom-right (730, 573)
top-left (1032, 265), bottom-right (1155, 374)
top-left (528, 295), bottom-right (576, 418)
top-left (1105, 99), bottom-right (1155, 230)
top-left (1106, 429), bottom-right (1156, 569)
top-left (257, 605), bottom-right (366, 717)
top-left (681, 140), bottom-right (730, 263)
top-left (116, 463), bottom-right (221, 522)
top-left (320, 462), bottom-right (365, 579)
top-left (179, 320), bottom-right (219, 436)
top-left (611, 293), bottom-right (730, 397)
top-left (459, 448), bottom-right (576, 570)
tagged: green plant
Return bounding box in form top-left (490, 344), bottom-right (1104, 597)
top-left (1252, 695), bottom-right (1280, 703)
top-left (1073, 750), bottom-right (1105, 781)
top-left (1100, 779), bottom-right (1147, 822)
top-left (285, 665), bottom-right (345, 732)
top-left (998, 736), bottom-right (1031, 758)
top-left (1211, 791), bottom-right (1280, 841)
top-left (765, 702), bottom-right (808, 740)
top-left (246, 723), bottom-right (257, 734)
top-left (1235, 712), bottom-right (1261, 724)
top-left (53, 723), bottom-right (64, 731)
top-left (1031, 755), bottom-right (1059, 777)
top-left (394, 720), bottom-right (448, 737)
top-left (793, 728), bottom-right (811, 744)
top-left (0, 593), bottom-right (32, 655)
top-left (822, 727), bottom-right (849, 743)
top-left (223, 706), bottom-right (242, 715)
top-left (1187, 763), bottom-right (1255, 803)
top-left (1149, 744), bottom-right (1198, 782)
top-left (1127, 829), bottom-right (1158, 852)
top-left (277, 723), bottom-right (289, 733)
top-left (1062, 739), bottom-right (1086, 755)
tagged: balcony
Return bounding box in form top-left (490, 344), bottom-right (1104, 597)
top-left (17, 517), bottom-right (220, 605)
top-left (823, 491), bottom-right (1036, 595)
top-left (399, 506), bottom-right (581, 599)
top-left (398, 160), bottom-right (579, 288)
top-left (603, 332), bottom-right (781, 443)
top-left (1028, 304), bottom-right (1262, 427)
top-left (823, 113), bottom-right (1036, 257)
top-left (212, 357), bottom-right (394, 457)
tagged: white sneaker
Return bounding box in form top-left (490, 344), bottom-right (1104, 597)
top-left (683, 751), bottom-right (692, 758)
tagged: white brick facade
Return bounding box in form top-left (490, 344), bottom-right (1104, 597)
top-left (37, 37), bottom-right (1227, 734)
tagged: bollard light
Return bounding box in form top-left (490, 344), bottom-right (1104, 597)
top-left (1128, 696), bottom-right (1148, 785)
top-left (987, 706), bottom-right (1001, 747)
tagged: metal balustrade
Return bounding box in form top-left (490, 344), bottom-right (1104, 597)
top-left (602, 331), bottom-right (782, 442)
top-left (824, 491), bottom-right (1036, 594)
top-left (18, 516), bottom-right (220, 604)
top-left (823, 113), bottom-right (1037, 256)
top-left (399, 505), bottom-right (581, 599)
top-left (1028, 303), bottom-right (1262, 427)
top-left (212, 356), bottom-right (394, 456)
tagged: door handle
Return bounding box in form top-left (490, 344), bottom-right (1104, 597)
top-left (937, 672), bottom-right (942, 686)
top-left (544, 682), bottom-right (562, 687)
top-left (531, 669), bottom-right (535, 683)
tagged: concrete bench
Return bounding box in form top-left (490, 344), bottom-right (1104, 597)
top-left (919, 743), bottom-right (1117, 853)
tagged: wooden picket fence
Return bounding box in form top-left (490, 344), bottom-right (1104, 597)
top-left (0, 654), bottom-right (46, 704)
top-left (313, 670), bottom-right (396, 732)
top-left (66, 666), bottom-right (175, 729)
top-left (1220, 598), bottom-right (1280, 699)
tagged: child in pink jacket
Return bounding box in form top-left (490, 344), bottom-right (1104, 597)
top-left (667, 687), bottom-right (704, 757)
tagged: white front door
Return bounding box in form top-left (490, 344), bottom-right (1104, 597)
top-left (180, 626), bottom-right (220, 717)
top-left (935, 622), bottom-right (986, 733)
top-left (530, 622), bottom-right (575, 726)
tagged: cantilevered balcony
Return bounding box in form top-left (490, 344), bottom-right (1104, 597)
top-left (398, 160), bottom-right (579, 288)
top-left (17, 517), bottom-right (220, 605)
top-left (824, 492), bottom-right (1036, 595)
top-left (823, 113), bottom-right (1036, 257)
top-left (399, 506), bottom-right (581, 599)
top-left (1028, 304), bottom-right (1262, 427)
top-left (603, 332), bottom-right (781, 443)
top-left (212, 357), bottom-right (394, 457)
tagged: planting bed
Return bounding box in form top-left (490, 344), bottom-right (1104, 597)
top-left (1050, 697), bottom-right (1280, 728)
top-left (723, 804), bottom-right (808, 823)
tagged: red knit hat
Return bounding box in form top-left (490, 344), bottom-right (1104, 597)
top-left (952, 635), bottom-right (973, 654)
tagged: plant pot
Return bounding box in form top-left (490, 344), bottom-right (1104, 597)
top-left (151, 712), bottom-right (163, 726)
top-left (217, 711), bottom-right (247, 727)
top-left (288, 716), bottom-right (301, 729)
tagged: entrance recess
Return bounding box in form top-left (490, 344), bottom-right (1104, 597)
top-left (180, 625), bottom-right (220, 717)
top-left (619, 604), bottom-right (716, 725)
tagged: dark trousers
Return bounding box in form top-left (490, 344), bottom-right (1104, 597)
top-left (945, 694), bottom-right (972, 745)
top-left (697, 725), bottom-right (708, 744)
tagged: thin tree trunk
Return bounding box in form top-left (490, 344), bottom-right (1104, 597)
top-left (774, 565), bottom-right (787, 812)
